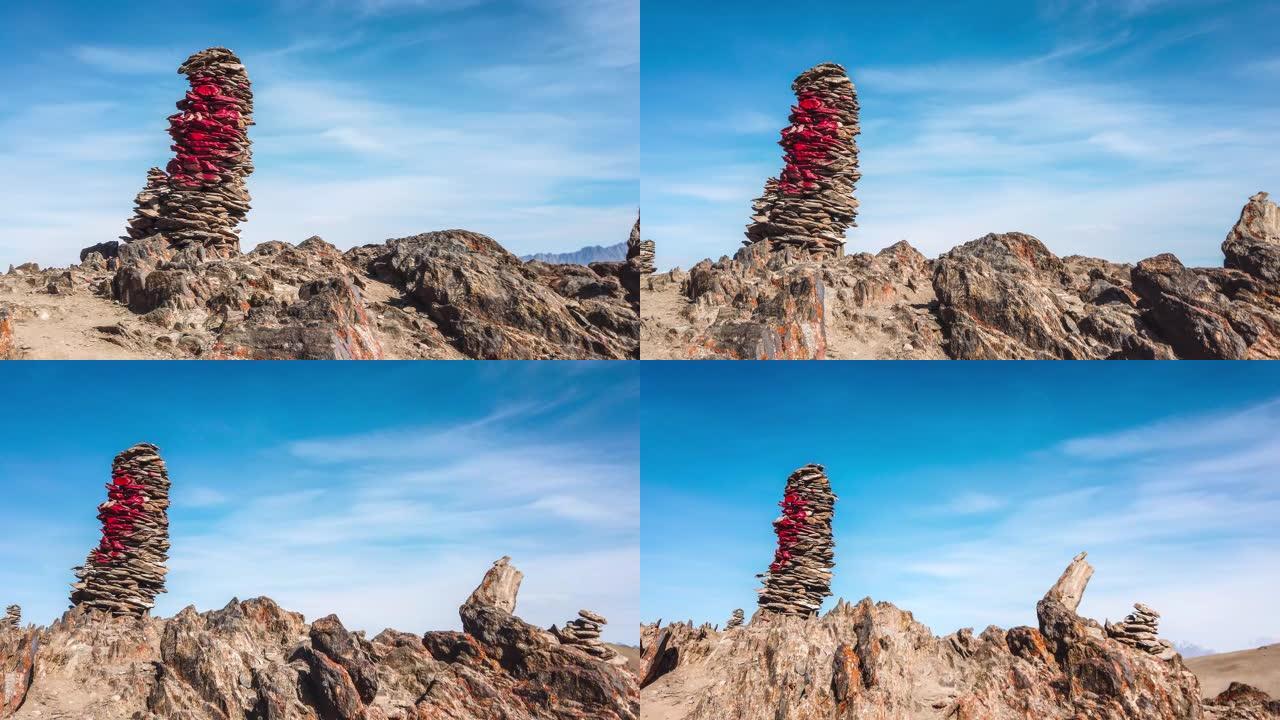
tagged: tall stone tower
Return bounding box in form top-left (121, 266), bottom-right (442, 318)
top-left (70, 443), bottom-right (172, 616)
top-left (121, 47), bottom-right (255, 259)
top-left (745, 63), bottom-right (861, 257)
top-left (757, 463), bottom-right (837, 617)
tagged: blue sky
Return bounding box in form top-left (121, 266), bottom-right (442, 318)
top-left (0, 0), bottom-right (637, 268)
top-left (642, 362), bottom-right (1280, 654)
top-left (643, 0), bottom-right (1280, 270)
top-left (0, 362), bottom-right (639, 643)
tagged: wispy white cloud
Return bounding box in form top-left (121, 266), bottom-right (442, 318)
top-left (847, 398), bottom-right (1280, 652)
top-left (1058, 398), bottom-right (1280, 460)
top-left (71, 45), bottom-right (175, 74)
top-left (160, 403), bottom-right (638, 642)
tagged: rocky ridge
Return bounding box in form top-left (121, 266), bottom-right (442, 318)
top-left (640, 552), bottom-right (1278, 720)
top-left (521, 241), bottom-right (627, 265)
top-left (2, 226), bottom-right (639, 359)
top-left (642, 192), bottom-right (1280, 360)
top-left (0, 557), bottom-right (638, 720)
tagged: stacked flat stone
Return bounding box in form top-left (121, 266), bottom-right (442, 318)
top-left (1, 605), bottom-right (18, 629)
top-left (120, 168), bottom-right (171, 242)
top-left (1106, 603), bottom-right (1176, 658)
top-left (626, 215), bottom-right (656, 275)
top-left (121, 47), bottom-right (254, 258)
top-left (725, 608), bottom-right (744, 629)
top-left (70, 443), bottom-right (171, 617)
top-left (757, 463), bottom-right (837, 617)
top-left (745, 63), bottom-right (861, 258)
top-left (552, 609), bottom-right (618, 661)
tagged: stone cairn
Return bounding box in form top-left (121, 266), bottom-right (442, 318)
top-left (725, 608), bottom-right (744, 630)
top-left (0, 605), bottom-right (18, 629)
top-left (756, 463), bottom-right (837, 617)
top-left (745, 62), bottom-right (861, 258)
top-left (552, 609), bottom-right (619, 662)
top-left (1106, 602), bottom-right (1176, 658)
top-left (122, 47), bottom-right (254, 258)
top-left (70, 443), bottom-right (172, 617)
top-left (626, 214), bottom-right (655, 275)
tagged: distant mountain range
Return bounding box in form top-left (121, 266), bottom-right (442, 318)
top-left (521, 241), bottom-right (627, 265)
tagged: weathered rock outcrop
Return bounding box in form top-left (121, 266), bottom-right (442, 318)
top-left (70, 443), bottom-right (171, 617)
top-left (642, 192), bottom-right (1280, 360)
top-left (0, 558), bottom-right (638, 720)
top-left (1205, 683), bottom-right (1280, 720)
top-left (0, 223), bottom-right (638, 359)
top-left (0, 607), bottom-right (17, 630)
top-left (0, 305), bottom-right (15, 359)
top-left (640, 553), bottom-right (1272, 720)
top-left (371, 230), bottom-right (637, 359)
top-left (745, 62), bottom-right (860, 257)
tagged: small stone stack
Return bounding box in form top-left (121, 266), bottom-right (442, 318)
top-left (626, 214), bottom-right (656, 275)
top-left (552, 609), bottom-right (619, 662)
top-left (757, 463), bottom-right (837, 617)
top-left (1106, 603), bottom-right (1176, 658)
top-left (725, 609), bottom-right (744, 629)
top-left (1, 605), bottom-right (18, 629)
top-left (121, 47), bottom-right (254, 258)
top-left (70, 443), bottom-right (172, 617)
top-left (745, 62), bottom-right (861, 258)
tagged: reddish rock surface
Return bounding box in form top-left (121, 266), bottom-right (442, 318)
top-left (0, 558), bottom-right (637, 720)
top-left (640, 553), bottom-right (1274, 720)
top-left (643, 192), bottom-right (1280, 360)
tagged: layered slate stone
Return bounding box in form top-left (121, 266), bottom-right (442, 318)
top-left (552, 609), bottom-right (625, 665)
top-left (1106, 602), bottom-right (1176, 659)
top-left (122, 47), bottom-right (254, 259)
top-left (724, 608), bottom-right (744, 630)
top-left (0, 606), bottom-right (17, 630)
top-left (746, 63), bottom-right (861, 257)
top-left (757, 463), bottom-right (836, 617)
top-left (70, 443), bottom-right (171, 616)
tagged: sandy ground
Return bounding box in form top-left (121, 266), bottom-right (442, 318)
top-left (2, 282), bottom-right (162, 359)
top-left (640, 669), bottom-right (713, 720)
top-left (1, 267), bottom-right (465, 360)
top-left (1187, 644), bottom-right (1280, 698)
top-left (638, 275), bottom-right (688, 359)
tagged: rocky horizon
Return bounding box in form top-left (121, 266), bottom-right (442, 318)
top-left (0, 556), bottom-right (639, 720)
top-left (642, 190), bottom-right (1280, 360)
top-left (639, 552), bottom-right (1278, 720)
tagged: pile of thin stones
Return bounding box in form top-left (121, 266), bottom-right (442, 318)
top-left (122, 47), bottom-right (254, 258)
top-left (745, 62), bottom-right (861, 257)
top-left (552, 609), bottom-right (623, 664)
top-left (1106, 602), bottom-right (1177, 659)
top-left (70, 443), bottom-right (171, 617)
top-left (1, 604), bottom-right (18, 629)
top-left (724, 608), bottom-right (744, 630)
top-left (756, 463), bottom-right (837, 617)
